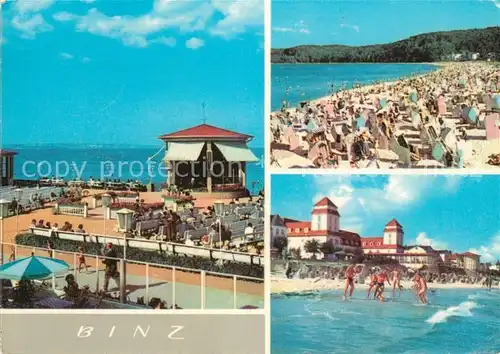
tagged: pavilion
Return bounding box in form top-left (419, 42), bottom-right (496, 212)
top-left (159, 124), bottom-right (259, 196)
top-left (0, 149), bottom-right (17, 187)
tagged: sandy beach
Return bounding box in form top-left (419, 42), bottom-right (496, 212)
top-left (271, 277), bottom-right (496, 294)
top-left (270, 61), bottom-right (500, 169)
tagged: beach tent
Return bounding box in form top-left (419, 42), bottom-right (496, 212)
top-left (437, 96), bottom-right (447, 115)
top-left (411, 111), bottom-right (421, 129)
top-left (409, 91), bottom-right (418, 103)
top-left (389, 135), bottom-right (411, 167)
top-left (485, 113), bottom-right (500, 140)
top-left (355, 116), bottom-right (366, 130)
top-left (492, 94), bottom-right (500, 110)
top-left (465, 107), bottom-right (479, 124)
top-left (271, 150), bottom-right (315, 168)
top-left (0, 256), bottom-right (69, 280)
top-left (306, 120), bottom-right (318, 131)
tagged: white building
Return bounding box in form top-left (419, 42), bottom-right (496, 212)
top-left (285, 197), bottom-right (362, 259)
top-left (362, 220), bottom-right (442, 269)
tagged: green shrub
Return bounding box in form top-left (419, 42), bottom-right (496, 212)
top-left (15, 234), bottom-right (264, 280)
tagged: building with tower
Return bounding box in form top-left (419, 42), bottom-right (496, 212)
top-left (285, 197), bottom-right (362, 259)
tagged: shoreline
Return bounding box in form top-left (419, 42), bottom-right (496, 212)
top-left (272, 62), bottom-right (445, 113)
top-left (271, 278), bottom-right (497, 294)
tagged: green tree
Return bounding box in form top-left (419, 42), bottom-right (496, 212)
top-left (304, 239), bottom-right (321, 259)
top-left (289, 247), bottom-right (302, 260)
top-left (272, 236), bottom-right (288, 258)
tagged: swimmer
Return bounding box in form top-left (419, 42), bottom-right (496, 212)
top-left (367, 272), bottom-right (379, 299)
top-left (374, 268), bottom-right (391, 302)
top-left (342, 264), bottom-right (356, 301)
top-left (415, 274), bottom-right (428, 304)
top-left (391, 268), bottom-right (401, 297)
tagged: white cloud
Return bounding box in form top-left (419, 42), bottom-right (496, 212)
top-left (53, 12), bottom-right (74, 22)
top-left (470, 233), bottom-right (500, 263)
top-left (487, 0), bottom-right (500, 9)
top-left (51, 0), bottom-right (261, 48)
top-left (272, 20), bottom-right (310, 35)
top-left (210, 0), bottom-right (263, 38)
top-left (60, 52), bottom-right (74, 60)
top-left (81, 57), bottom-right (91, 63)
top-left (151, 36), bottom-right (176, 47)
top-left (185, 37), bottom-right (204, 49)
top-left (312, 175), bottom-right (461, 234)
top-left (12, 13), bottom-right (53, 39)
top-left (81, 0), bottom-right (97, 3)
top-left (412, 232), bottom-right (448, 249)
top-left (11, 0), bottom-right (54, 39)
top-left (340, 23), bottom-right (360, 33)
top-left (15, 0), bottom-right (55, 13)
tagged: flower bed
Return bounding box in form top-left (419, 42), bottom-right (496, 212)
top-left (15, 234), bottom-right (264, 280)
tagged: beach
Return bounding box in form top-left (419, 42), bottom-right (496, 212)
top-left (271, 277), bottom-right (495, 294)
top-left (270, 61), bottom-right (500, 169)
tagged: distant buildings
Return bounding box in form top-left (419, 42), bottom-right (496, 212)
top-left (361, 220), bottom-right (442, 269)
top-left (276, 196), bottom-right (483, 271)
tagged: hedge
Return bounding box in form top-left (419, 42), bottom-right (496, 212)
top-left (15, 234), bottom-right (264, 280)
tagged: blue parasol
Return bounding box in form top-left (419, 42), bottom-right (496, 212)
top-left (0, 255), bottom-right (69, 280)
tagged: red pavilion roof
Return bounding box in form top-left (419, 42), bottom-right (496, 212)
top-left (159, 124), bottom-right (252, 141)
top-left (385, 218), bottom-right (403, 228)
top-left (0, 149), bottom-right (18, 157)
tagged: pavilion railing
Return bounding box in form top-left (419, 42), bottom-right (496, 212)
top-left (1, 242), bottom-right (264, 310)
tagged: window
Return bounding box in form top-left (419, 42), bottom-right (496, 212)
top-left (295, 228), bottom-right (300, 233)
top-left (316, 215), bottom-right (321, 230)
top-left (377, 242), bottom-right (381, 246)
top-left (370, 242), bottom-right (373, 246)
top-left (304, 228), bottom-right (309, 232)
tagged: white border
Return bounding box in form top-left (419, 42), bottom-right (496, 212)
top-left (263, 0), bottom-right (272, 353)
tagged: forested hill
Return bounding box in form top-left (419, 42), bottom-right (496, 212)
top-left (271, 27), bottom-right (500, 63)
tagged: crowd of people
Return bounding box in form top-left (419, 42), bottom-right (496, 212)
top-left (271, 62), bottom-right (499, 169)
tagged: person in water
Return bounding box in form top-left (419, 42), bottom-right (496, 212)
top-left (367, 272), bottom-right (379, 299)
top-left (374, 268), bottom-right (391, 302)
top-left (391, 267), bottom-right (402, 296)
top-left (342, 264), bottom-right (356, 300)
top-left (415, 274), bottom-right (428, 304)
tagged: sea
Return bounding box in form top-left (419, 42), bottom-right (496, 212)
top-left (272, 289), bottom-right (500, 354)
top-left (271, 63), bottom-right (438, 111)
top-left (6, 145), bottom-right (265, 192)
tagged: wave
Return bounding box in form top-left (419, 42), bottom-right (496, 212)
top-left (426, 301), bottom-right (478, 324)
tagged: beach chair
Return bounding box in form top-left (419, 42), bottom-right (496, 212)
top-left (485, 113), bottom-right (500, 140)
top-left (389, 135), bottom-right (411, 167)
top-left (411, 110), bottom-right (422, 130)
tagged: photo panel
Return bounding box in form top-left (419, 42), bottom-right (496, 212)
top-left (269, 0), bottom-right (500, 170)
top-left (0, 0), bottom-right (266, 353)
top-left (270, 173), bottom-right (500, 354)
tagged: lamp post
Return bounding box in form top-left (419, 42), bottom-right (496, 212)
top-left (102, 193), bottom-right (112, 236)
top-left (213, 200), bottom-right (224, 265)
top-left (0, 198), bottom-right (11, 307)
top-left (116, 208), bottom-right (133, 304)
top-left (14, 188), bottom-right (23, 237)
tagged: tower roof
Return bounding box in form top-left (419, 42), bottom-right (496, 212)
top-left (314, 197), bottom-right (337, 208)
top-left (159, 124), bottom-right (252, 141)
top-left (385, 218), bottom-right (403, 228)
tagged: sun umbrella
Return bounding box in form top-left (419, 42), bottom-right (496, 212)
top-left (0, 255), bottom-right (69, 280)
top-left (466, 107), bottom-right (478, 124)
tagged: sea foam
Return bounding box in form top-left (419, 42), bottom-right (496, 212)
top-left (426, 301), bottom-right (478, 324)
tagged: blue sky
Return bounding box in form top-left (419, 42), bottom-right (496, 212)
top-left (1, 0), bottom-right (264, 147)
top-left (271, 174), bottom-right (500, 262)
top-left (272, 0), bottom-right (500, 48)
